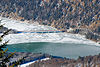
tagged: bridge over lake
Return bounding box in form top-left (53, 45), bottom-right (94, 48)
top-left (17, 30), bottom-right (65, 33)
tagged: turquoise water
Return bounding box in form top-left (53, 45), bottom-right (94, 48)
top-left (7, 42), bottom-right (100, 59)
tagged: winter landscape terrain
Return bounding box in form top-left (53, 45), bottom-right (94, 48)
top-left (0, 17), bottom-right (100, 67)
top-left (0, 17), bottom-right (99, 46)
top-left (0, 0), bottom-right (100, 66)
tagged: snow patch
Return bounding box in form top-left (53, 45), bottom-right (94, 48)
top-left (0, 17), bottom-right (99, 46)
top-left (20, 58), bottom-right (50, 67)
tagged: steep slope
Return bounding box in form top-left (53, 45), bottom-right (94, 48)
top-left (0, 0), bottom-right (99, 42)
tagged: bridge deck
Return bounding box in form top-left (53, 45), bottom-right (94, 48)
top-left (17, 30), bottom-right (65, 33)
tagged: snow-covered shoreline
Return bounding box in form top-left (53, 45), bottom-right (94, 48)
top-left (20, 58), bottom-right (50, 67)
top-left (0, 17), bottom-right (99, 46)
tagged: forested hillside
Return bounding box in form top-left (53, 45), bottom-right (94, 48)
top-left (0, 0), bottom-right (100, 42)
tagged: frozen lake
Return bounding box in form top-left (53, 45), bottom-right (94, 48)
top-left (0, 17), bottom-right (100, 59)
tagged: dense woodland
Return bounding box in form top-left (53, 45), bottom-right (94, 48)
top-left (28, 54), bottom-right (100, 67)
top-left (0, 0), bottom-right (100, 42)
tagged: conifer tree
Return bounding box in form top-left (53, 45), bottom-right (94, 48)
top-left (0, 24), bottom-right (24, 67)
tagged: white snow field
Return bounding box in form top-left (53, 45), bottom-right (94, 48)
top-left (20, 58), bottom-right (50, 67)
top-left (0, 17), bottom-right (99, 46)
